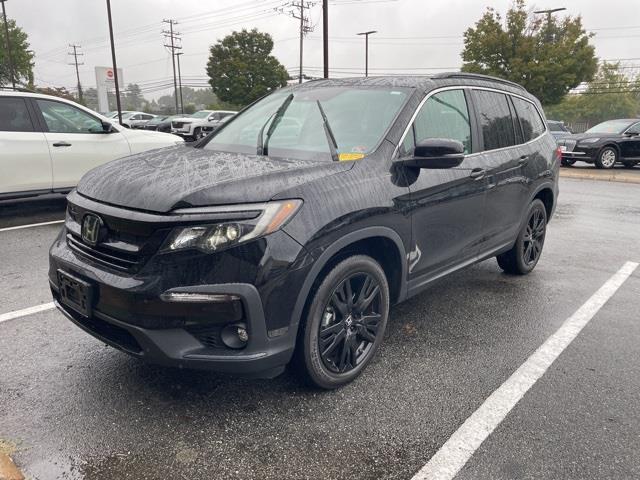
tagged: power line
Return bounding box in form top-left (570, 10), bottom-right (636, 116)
top-left (276, 0), bottom-right (316, 83)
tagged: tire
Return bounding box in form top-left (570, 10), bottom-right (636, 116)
top-left (561, 159), bottom-right (576, 167)
top-left (297, 255), bottom-right (390, 389)
top-left (194, 127), bottom-right (205, 140)
top-left (622, 161), bottom-right (638, 169)
top-left (497, 199), bottom-right (547, 275)
top-left (595, 146), bottom-right (618, 169)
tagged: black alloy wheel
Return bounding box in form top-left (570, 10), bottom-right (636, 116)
top-left (522, 207), bottom-right (546, 266)
top-left (497, 199), bottom-right (547, 275)
top-left (298, 255), bottom-right (389, 389)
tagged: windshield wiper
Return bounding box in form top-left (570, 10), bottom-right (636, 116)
top-left (316, 100), bottom-right (339, 162)
top-left (256, 93), bottom-right (294, 156)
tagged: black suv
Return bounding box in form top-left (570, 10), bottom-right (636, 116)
top-left (558, 118), bottom-right (640, 169)
top-left (49, 74), bottom-right (559, 389)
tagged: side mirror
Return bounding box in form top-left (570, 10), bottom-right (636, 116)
top-left (399, 138), bottom-right (465, 169)
top-left (101, 121), bottom-right (115, 133)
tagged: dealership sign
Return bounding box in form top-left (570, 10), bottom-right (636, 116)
top-left (95, 66), bottom-right (124, 113)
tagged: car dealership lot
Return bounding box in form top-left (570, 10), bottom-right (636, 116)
top-left (1, 177), bottom-right (639, 479)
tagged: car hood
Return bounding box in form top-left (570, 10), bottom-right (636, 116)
top-left (119, 128), bottom-right (181, 143)
top-left (560, 133), bottom-right (618, 143)
top-left (171, 116), bottom-right (199, 123)
top-left (76, 146), bottom-right (353, 213)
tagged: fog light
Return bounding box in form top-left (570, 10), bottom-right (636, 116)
top-left (221, 322), bottom-right (249, 349)
top-left (160, 292), bottom-right (240, 303)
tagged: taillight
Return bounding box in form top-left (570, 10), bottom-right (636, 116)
top-left (555, 146), bottom-right (562, 163)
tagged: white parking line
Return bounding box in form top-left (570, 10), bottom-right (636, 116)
top-left (0, 220), bottom-right (64, 232)
top-left (412, 260), bottom-right (639, 480)
top-left (0, 303), bottom-right (56, 324)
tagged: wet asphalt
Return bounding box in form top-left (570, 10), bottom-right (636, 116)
top-left (1, 175), bottom-right (639, 479)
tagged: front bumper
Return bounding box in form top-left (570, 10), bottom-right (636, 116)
top-left (50, 280), bottom-right (295, 378)
top-left (560, 145), bottom-right (598, 162)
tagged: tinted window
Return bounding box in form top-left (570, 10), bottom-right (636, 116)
top-left (412, 89), bottom-right (472, 154)
top-left (511, 96), bottom-right (545, 142)
top-left (0, 97), bottom-right (35, 132)
top-left (37, 99), bottom-right (103, 134)
top-left (473, 90), bottom-right (516, 150)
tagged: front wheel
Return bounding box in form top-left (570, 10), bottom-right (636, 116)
top-left (298, 255), bottom-right (389, 389)
top-left (194, 127), bottom-right (206, 140)
top-left (497, 199), bottom-right (547, 275)
top-left (595, 147), bottom-right (618, 169)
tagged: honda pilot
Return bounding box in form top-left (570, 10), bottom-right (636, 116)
top-left (49, 74), bottom-right (559, 389)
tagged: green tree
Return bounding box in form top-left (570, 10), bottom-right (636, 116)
top-left (206, 29), bottom-right (288, 106)
top-left (545, 63), bottom-right (640, 126)
top-left (461, 0), bottom-right (597, 105)
top-left (123, 83), bottom-right (145, 110)
top-left (0, 18), bottom-right (35, 86)
top-left (35, 86), bottom-right (75, 101)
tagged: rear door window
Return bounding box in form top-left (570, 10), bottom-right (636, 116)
top-left (0, 97), bottom-right (35, 132)
top-left (472, 90), bottom-right (516, 151)
top-left (511, 96), bottom-right (546, 142)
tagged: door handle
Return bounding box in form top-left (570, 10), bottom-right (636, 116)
top-left (52, 141), bottom-right (72, 147)
top-left (469, 168), bottom-right (486, 180)
top-left (518, 155), bottom-right (529, 166)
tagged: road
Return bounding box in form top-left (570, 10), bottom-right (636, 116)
top-left (1, 176), bottom-right (639, 480)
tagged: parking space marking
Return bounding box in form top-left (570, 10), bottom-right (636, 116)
top-left (0, 220), bottom-right (64, 232)
top-left (412, 261), bottom-right (639, 480)
top-left (0, 303), bottom-right (56, 324)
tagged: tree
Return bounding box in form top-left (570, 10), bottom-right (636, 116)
top-left (123, 83), bottom-right (145, 110)
top-left (206, 29), bottom-right (289, 106)
top-left (0, 18), bottom-right (35, 87)
top-left (35, 86), bottom-right (75, 101)
top-left (461, 0), bottom-right (597, 105)
top-left (545, 63), bottom-right (640, 126)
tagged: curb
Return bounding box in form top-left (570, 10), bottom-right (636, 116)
top-left (559, 170), bottom-right (640, 185)
top-left (0, 453), bottom-right (24, 480)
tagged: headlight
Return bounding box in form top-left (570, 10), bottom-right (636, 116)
top-left (160, 200), bottom-right (302, 253)
top-left (578, 137), bottom-right (600, 144)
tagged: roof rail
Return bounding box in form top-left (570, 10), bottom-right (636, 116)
top-left (432, 72), bottom-right (526, 91)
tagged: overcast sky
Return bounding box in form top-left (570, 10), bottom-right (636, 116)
top-left (6, 0), bottom-right (640, 100)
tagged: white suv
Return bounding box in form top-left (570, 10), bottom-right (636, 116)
top-left (0, 91), bottom-right (184, 200)
top-left (171, 110), bottom-right (236, 141)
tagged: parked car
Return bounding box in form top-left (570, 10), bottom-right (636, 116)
top-left (171, 110), bottom-right (236, 141)
top-left (144, 114), bottom-right (181, 133)
top-left (0, 91), bottom-right (184, 200)
top-left (49, 73), bottom-right (558, 388)
top-left (547, 120), bottom-right (572, 141)
top-left (122, 112), bottom-right (156, 129)
top-left (201, 111), bottom-right (236, 137)
top-left (558, 118), bottom-right (640, 168)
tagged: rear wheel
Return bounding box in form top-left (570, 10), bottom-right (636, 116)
top-left (561, 159), bottom-right (576, 167)
top-left (497, 199), bottom-right (547, 275)
top-left (622, 160), bottom-right (638, 169)
top-left (595, 146), bottom-right (617, 169)
top-left (297, 255), bottom-right (389, 389)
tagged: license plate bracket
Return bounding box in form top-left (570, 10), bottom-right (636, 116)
top-left (57, 270), bottom-right (93, 317)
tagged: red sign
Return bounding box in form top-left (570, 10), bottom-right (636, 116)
top-left (106, 70), bottom-right (114, 79)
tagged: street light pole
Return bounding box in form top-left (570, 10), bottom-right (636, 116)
top-left (322, 0), bottom-right (328, 78)
top-left (106, 0), bottom-right (123, 124)
top-left (357, 30), bottom-right (377, 77)
top-left (534, 7), bottom-right (566, 42)
top-left (1, 0), bottom-right (16, 89)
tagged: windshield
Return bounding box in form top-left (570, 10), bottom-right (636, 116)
top-left (585, 119), bottom-right (635, 134)
top-left (204, 86), bottom-right (409, 161)
top-left (191, 111), bottom-right (212, 119)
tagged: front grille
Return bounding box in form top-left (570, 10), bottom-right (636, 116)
top-left (66, 202), bottom-right (169, 272)
top-left (67, 234), bottom-right (140, 271)
top-left (185, 324), bottom-right (225, 349)
top-left (563, 139), bottom-right (576, 152)
top-left (172, 121), bottom-right (185, 129)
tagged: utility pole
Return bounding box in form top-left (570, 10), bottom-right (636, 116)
top-left (162, 19), bottom-right (181, 114)
top-left (277, 1), bottom-right (315, 83)
top-left (322, 0), bottom-right (328, 78)
top-left (106, 0), bottom-right (123, 124)
top-left (357, 31), bottom-right (377, 77)
top-left (176, 51), bottom-right (184, 114)
top-left (68, 44), bottom-right (84, 102)
top-left (1, 0), bottom-right (16, 89)
top-left (534, 7), bottom-right (566, 42)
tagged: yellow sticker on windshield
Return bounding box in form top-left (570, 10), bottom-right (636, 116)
top-left (338, 153), bottom-right (365, 162)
